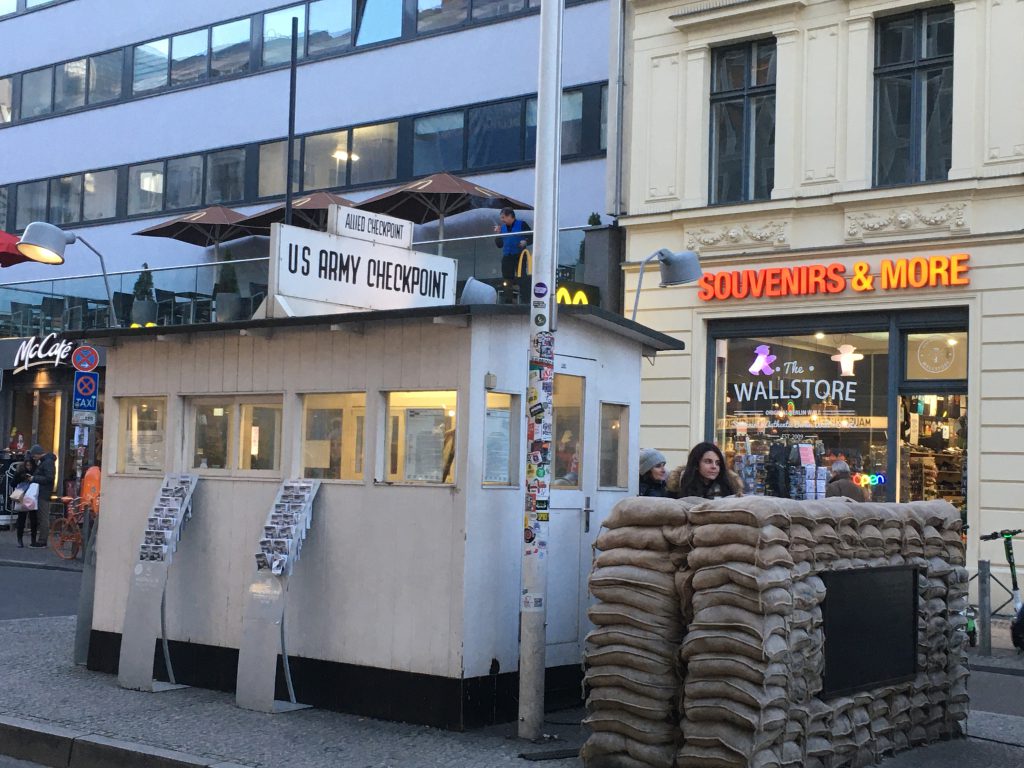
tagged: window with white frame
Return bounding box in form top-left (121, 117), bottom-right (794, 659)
top-left (709, 39), bottom-right (776, 205)
top-left (301, 392), bottom-right (366, 480)
top-left (874, 6), bottom-right (954, 187)
top-left (385, 390), bottom-right (457, 483)
top-left (190, 396), bottom-right (282, 472)
top-left (119, 397), bottom-right (167, 473)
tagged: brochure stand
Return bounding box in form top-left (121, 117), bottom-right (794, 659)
top-left (236, 479), bottom-right (320, 713)
top-left (117, 474), bottom-right (198, 692)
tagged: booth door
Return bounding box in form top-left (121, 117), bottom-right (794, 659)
top-left (546, 369), bottom-right (593, 667)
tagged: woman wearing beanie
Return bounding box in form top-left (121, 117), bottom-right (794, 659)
top-left (638, 448), bottom-right (668, 496)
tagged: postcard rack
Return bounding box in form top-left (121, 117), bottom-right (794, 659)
top-left (117, 474), bottom-right (198, 692)
top-left (235, 479), bottom-right (320, 713)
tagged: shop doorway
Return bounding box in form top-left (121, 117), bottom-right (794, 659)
top-left (10, 389), bottom-right (62, 469)
top-left (899, 393), bottom-right (967, 517)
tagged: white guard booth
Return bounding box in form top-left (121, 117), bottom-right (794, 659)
top-left (79, 216), bottom-right (684, 730)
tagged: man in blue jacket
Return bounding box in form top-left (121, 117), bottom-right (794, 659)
top-left (493, 208), bottom-right (531, 303)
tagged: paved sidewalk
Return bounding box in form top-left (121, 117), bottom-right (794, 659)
top-left (0, 615), bottom-right (1021, 768)
top-left (0, 523), bottom-right (82, 572)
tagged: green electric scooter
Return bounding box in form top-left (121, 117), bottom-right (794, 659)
top-left (980, 529), bottom-right (1024, 652)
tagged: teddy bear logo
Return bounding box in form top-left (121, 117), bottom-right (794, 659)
top-left (749, 344), bottom-right (776, 376)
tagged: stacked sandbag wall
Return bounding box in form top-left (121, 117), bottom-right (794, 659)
top-left (581, 496), bottom-right (968, 768)
top-left (581, 497), bottom-right (698, 768)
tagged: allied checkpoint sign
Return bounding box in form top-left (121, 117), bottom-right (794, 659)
top-left (267, 206), bottom-right (457, 317)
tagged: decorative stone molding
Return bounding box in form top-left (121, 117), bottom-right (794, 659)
top-left (844, 202), bottom-right (970, 241)
top-left (685, 220), bottom-right (789, 251)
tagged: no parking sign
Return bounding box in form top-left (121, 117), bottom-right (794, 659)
top-left (73, 371), bottom-right (99, 411)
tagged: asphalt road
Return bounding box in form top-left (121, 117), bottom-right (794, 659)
top-left (969, 669), bottom-right (1024, 718)
top-left (0, 564), bottom-right (81, 619)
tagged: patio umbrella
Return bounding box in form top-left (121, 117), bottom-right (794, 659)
top-left (0, 229), bottom-right (32, 268)
top-left (356, 172), bottom-right (532, 252)
top-left (237, 191), bottom-right (357, 233)
top-left (134, 205), bottom-right (251, 261)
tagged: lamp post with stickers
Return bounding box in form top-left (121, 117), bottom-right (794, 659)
top-left (518, 0), bottom-right (563, 742)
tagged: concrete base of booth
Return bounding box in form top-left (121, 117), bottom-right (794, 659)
top-left (87, 631), bottom-right (582, 730)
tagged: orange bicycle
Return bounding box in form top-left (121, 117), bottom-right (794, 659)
top-left (49, 497), bottom-right (88, 559)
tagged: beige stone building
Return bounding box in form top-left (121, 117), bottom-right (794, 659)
top-left (615, 0), bottom-right (1024, 565)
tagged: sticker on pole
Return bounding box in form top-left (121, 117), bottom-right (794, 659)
top-left (71, 345), bottom-right (100, 373)
top-left (73, 371), bottom-right (99, 411)
top-left (534, 283), bottom-right (548, 298)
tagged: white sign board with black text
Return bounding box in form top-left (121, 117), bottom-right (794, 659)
top-left (268, 223), bottom-right (456, 317)
top-left (326, 205), bottom-right (413, 248)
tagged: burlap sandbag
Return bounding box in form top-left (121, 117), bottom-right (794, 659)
top-left (684, 678), bottom-right (787, 709)
top-left (792, 576), bottom-right (826, 609)
top-left (691, 605), bottom-right (788, 639)
top-left (593, 547), bottom-right (677, 574)
top-left (596, 526), bottom-right (670, 552)
top-left (685, 654), bottom-right (788, 686)
top-left (692, 563), bottom-right (793, 592)
top-left (585, 644), bottom-right (675, 676)
top-left (675, 744), bottom-right (746, 768)
top-left (586, 624), bottom-right (680, 659)
top-left (591, 565), bottom-right (677, 596)
top-left (588, 585), bottom-right (679, 619)
top-left (680, 629), bottom-right (789, 662)
top-left (587, 686), bottom-right (676, 721)
top-left (688, 543), bottom-right (794, 570)
top-left (581, 733), bottom-right (674, 768)
top-left (859, 524), bottom-right (884, 549)
top-left (683, 698), bottom-right (786, 732)
top-left (692, 583), bottom-right (793, 616)
top-left (789, 523), bottom-right (815, 546)
top-left (681, 720), bottom-right (779, 759)
top-left (603, 496), bottom-right (692, 529)
top-left (810, 522), bottom-right (840, 544)
top-left (585, 665), bottom-right (678, 700)
top-left (588, 603), bottom-right (683, 636)
top-left (687, 496), bottom-right (792, 528)
top-left (583, 709), bottom-right (677, 745)
top-left (693, 524), bottom-right (789, 549)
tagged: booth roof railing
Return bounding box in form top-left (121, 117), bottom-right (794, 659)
top-left (0, 227), bottom-right (588, 338)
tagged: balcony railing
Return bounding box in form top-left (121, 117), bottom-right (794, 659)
top-left (0, 227), bottom-right (590, 338)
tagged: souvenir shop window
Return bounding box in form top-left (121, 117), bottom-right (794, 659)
top-left (712, 332), bottom-right (889, 500)
top-left (118, 397), bottom-right (167, 474)
top-left (904, 330), bottom-right (967, 380)
top-left (552, 375), bottom-right (584, 489)
top-left (301, 392), bottom-right (365, 481)
top-left (384, 391), bottom-right (457, 484)
top-left (483, 392), bottom-right (519, 486)
top-left (898, 394), bottom-right (967, 512)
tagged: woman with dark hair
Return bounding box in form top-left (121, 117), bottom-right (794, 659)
top-left (668, 441), bottom-right (742, 499)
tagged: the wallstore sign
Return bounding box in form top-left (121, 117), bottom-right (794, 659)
top-left (697, 254), bottom-right (970, 302)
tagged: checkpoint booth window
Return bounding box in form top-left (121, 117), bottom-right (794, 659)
top-left (301, 392), bottom-right (366, 481)
top-left (599, 402), bottom-right (629, 489)
top-left (483, 391), bottom-right (520, 487)
top-left (552, 374), bottom-right (584, 488)
top-left (384, 390), bottom-right (457, 484)
top-left (117, 396), bottom-right (167, 474)
top-left (189, 396), bottom-right (283, 474)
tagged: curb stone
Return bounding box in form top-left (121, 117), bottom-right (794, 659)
top-left (0, 715), bottom-right (246, 768)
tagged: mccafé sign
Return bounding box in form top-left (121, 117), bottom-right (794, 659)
top-left (698, 254), bottom-right (969, 302)
top-left (12, 333), bottom-right (75, 374)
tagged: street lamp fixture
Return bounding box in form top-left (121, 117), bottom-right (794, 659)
top-left (17, 221), bottom-right (120, 327)
top-left (631, 248), bottom-right (703, 322)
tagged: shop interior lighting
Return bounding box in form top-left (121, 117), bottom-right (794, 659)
top-left (17, 221), bottom-right (119, 327)
top-left (947, 337), bottom-right (958, 346)
top-left (631, 248), bottom-right (703, 321)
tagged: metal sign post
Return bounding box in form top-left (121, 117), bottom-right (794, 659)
top-left (518, 0), bottom-right (564, 741)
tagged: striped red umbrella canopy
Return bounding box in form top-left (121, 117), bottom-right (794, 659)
top-left (0, 229), bottom-right (32, 268)
top-left (237, 191), bottom-right (357, 233)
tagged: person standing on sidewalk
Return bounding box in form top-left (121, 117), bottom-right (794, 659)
top-left (13, 456), bottom-right (38, 548)
top-left (28, 444), bottom-right (56, 548)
